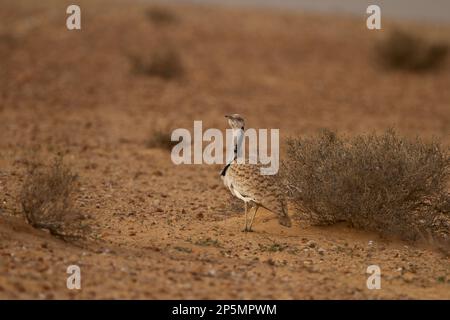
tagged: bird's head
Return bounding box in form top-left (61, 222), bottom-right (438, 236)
top-left (225, 114), bottom-right (245, 130)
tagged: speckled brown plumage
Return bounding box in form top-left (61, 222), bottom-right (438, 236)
top-left (223, 160), bottom-right (292, 228)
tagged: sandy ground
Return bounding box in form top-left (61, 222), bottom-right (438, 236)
top-left (0, 0), bottom-right (449, 299)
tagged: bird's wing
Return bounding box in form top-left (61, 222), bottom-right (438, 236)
top-left (227, 163), bottom-right (281, 204)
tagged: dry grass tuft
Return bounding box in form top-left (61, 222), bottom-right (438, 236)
top-left (129, 47), bottom-right (184, 80)
top-left (146, 129), bottom-right (179, 151)
top-left (20, 155), bottom-right (89, 240)
top-left (194, 237), bottom-right (221, 247)
top-left (376, 29), bottom-right (448, 72)
top-left (145, 6), bottom-right (178, 25)
top-left (0, 32), bottom-right (16, 48)
top-left (283, 129), bottom-right (450, 247)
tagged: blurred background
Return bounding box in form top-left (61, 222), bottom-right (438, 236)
top-left (175, 0), bottom-right (450, 23)
top-left (1, 0), bottom-right (449, 149)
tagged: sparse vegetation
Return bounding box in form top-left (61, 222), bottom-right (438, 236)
top-left (376, 29), bottom-right (448, 72)
top-left (283, 130), bottom-right (450, 245)
top-left (259, 242), bottom-right (288, 252)
top-left (146, 6), bottom-right (178, 25)
top-left (174, 246), bottom-right (192, 253)
top-left (194, 237), bottom-right (221, 247)
top-left (146, 129), bottom-right (179, 151)
top-left (130, 47), bottom-right (184, 80)
top-left (20, 155), bottom-right (89, 240)
top-left (0, 32), bottom-right (17, 61)
top-left (0, 32), bottom-right (16, 49)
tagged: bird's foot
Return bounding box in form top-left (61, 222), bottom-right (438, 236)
top-left (241, 227), bottom-right (253, 232)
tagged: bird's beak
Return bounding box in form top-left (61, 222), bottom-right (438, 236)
top-left (225, 115), bottom-right (230, 118)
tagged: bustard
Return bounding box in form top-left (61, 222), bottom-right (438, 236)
top-left (220, 114), bottom-right (292, 232)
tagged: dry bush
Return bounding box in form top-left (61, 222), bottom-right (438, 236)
top-left (129, 47), bottom-right (184, 80)
top-left (146, 129), bottom-right (179, 151)
top-left (20, 155), bottom-right (89, 240)
top-left (283, 129), bottom-right (450, 245)
top-left (0, 32), bottom-right (17, 61)
top-left (145, 6), bottom-right (177, 25)
top-left (0, 32), bottom-right (16, 49)
top-left (376, 29), bottom-right (448, 72)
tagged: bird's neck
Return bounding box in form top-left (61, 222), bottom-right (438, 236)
top-left (233, 126), bottom-right (245, 159)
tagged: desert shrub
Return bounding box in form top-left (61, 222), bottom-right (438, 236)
top-left (130, 47), bottom-right (184, 80)
top-left (0, 32), bottom-right (16, 49)
top-left (146, 129), bottom-right (179, 151)
top-left (376, 29), bottom-right (448, 72)
top-left (0, 32), bottom-right (17, 60)
top-left (20, 155), bottom-right (89, 240)
top-left (146, 6), bottom-right (177, 25)
top-left (283, 129), bottom-right (450, 244)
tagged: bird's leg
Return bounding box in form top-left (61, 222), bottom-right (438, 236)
top-left (242, 201), bottom-right (249, 232)
top-left (247, 205), bottom-right (259, 232)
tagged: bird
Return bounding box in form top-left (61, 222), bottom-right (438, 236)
top-left (220, 114), bottom-right (291, 232)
